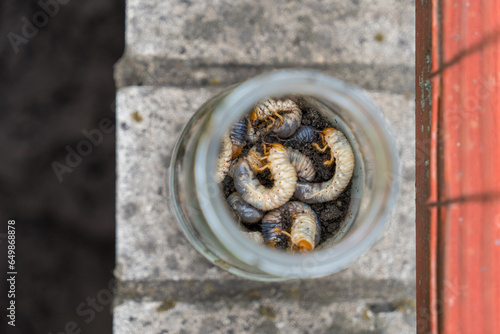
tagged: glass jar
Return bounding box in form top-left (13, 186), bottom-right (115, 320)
top-left (168, 69), bottom-right (398, 281)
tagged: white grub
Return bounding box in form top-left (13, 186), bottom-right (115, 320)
top-left (227, 192), bottom-right (264, 224)
top-left (290, 211), bottom-right (320, 253)
top-left (246, 118), bottom-right (261, 144)
top-left (286, 148), bottom-right (316, 181)
top-left (243, 231), bottom-right (265, 245)
top-left (230, 118), bottom-right (247, 159)
top-left (269, 103), bottom-right (302, 138)
top-left (245, 146), bottom-right (264, 171)
top-left (250, 99), bottom-right (301, 134)
top-left (233, 143), bottom-right (297, 211)
top-left (261, 206), bottom-right (287, 247)
top-left (247, 146), bottom-right (315, 182)
top-left (262, 201), bottom-right (320, 252)
top-left (295, 128), bottom-right (354, 203)
top-left (215, 132), bottom-right (233, 183)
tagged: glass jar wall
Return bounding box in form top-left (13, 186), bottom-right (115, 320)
top-left (169, 70), bottom-right (398, 281)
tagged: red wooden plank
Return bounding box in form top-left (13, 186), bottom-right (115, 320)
top-left (482, 3), bottom-right (500, 333)
top-left (426, 0), bottom-right (500, 332)
top-left (429, 0), bottom-right (440, 331)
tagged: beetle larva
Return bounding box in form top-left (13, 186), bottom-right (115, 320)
top-left (295, 128), bottom-right (355, 203)
top-left (286, 148), bottom-right (316, 181)
top-left (289, 208), bottom-right (321, 253)
top-left (245, 146), bottom-right (264, 171)
top-left (230, 118), bottom-right (248, 159)
top-left (268, 104), bottom-right (302, 138)
top-left (250, 99), bottom-right (301, 129)
top-left (246, 118), bottom-right (262, 144)
top-left (261, 208), bottom-right (288, 247)
top-left (284, 125), bottom-right (318, 146)
top-left (215, 132), bottom-right (233, 183)
top-left (227, 192), bottom-right (264, 224)
top-left (243, 231), bottom-right (265, 245)
top-left (262, 201), bottom-right (320, 252)
top-left (233, 143), bottom-right (297, 211)
top-left (246, 146), bottom-right (315, 182)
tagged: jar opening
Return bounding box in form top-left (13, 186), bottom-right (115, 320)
top-left (187, 70), bottom-right (398, 279)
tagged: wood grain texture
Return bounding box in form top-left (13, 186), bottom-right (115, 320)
top-left (418, 0), bottom-right (500, 332)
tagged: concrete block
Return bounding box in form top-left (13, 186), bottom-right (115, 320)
top-left (124, 0), bottom-right (414, 66)
top-left (115, 86), bottom-right (415, 284)
top-left (115, 0), bottom-right (416, 332)
top-left (115, 0), bottom-right (415, 93)
top-left (114, 299), bottom-right (415, 334)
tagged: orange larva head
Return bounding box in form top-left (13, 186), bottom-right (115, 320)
top-left (322, 128), bottom-right (335, 137)
top-left (231, 145), bottom-right (242, 159)
top-left (297, 240), bottom-right (314, 253)
top-left (250, 109), bottom-right (258, 123)
top-left (271, 143), bottom-right (286, 152)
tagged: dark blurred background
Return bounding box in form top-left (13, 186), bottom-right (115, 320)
top-left (0, 0), bottom-right (124, 333)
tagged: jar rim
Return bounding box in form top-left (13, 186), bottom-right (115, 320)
top-left (194, 69), bottom-right (399, 278)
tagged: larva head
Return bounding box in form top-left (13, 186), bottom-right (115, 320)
top-left (297, 239), bottom-right (314, 253)
top-left (270, 143), bottom-right (286, 153)
top-left (250, 109), bottom-right (260, 125)
top-left (231, 145), bottom-right (242, 159)
top-left (322, 128), bottom-right (336, 140)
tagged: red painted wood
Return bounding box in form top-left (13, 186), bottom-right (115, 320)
top-left (428, 0), bottom-right (440, 330)
top-left (425, 0), bottom-right (500, 332)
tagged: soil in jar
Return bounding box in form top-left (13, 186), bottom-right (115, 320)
top-left (221, 96), bottom-right (352, 251)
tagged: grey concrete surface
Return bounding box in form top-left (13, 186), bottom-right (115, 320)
top-left (123, 0), bottom-right (414, 65)
top-left (115, 87), bottom-right (415, 333)
top-left (115, 0), bottom-right (415, 94)
top-left (115, 0), bottom-right (415, 333)
top-left (115, 299), bottom-right (415, 334)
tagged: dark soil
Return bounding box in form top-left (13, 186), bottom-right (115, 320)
top-left (222, 97), bottom-right (353, 249)
top-left (223, 174), bottom-right (237, 198)
top-left (272, 208), bottom-right (293, 250)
